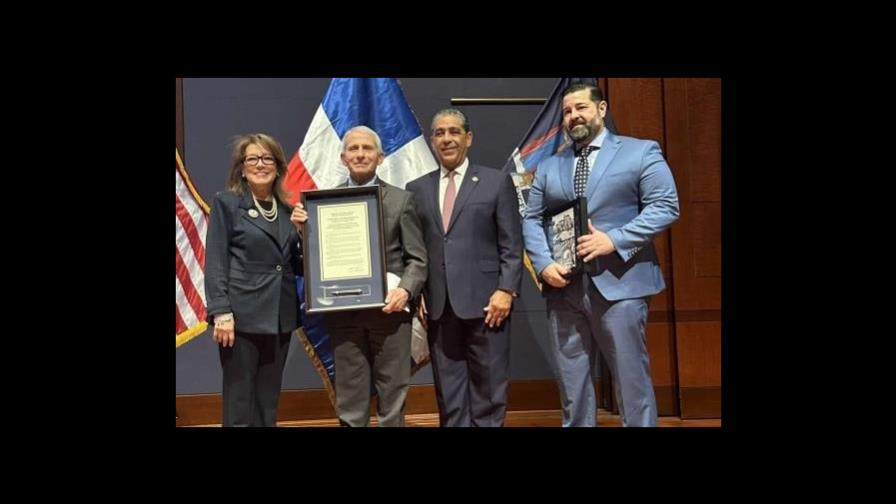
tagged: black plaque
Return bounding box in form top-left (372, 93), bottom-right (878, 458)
top-left (301, 185), bottom-right (387, 314)
top-left (544, 197), bottom-right (597, 277)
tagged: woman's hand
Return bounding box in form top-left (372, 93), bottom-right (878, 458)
top-left (213, 313), bottom-right (235, 347)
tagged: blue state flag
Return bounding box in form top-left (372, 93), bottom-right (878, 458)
top-left (501, 77), bottom-right (616, 287)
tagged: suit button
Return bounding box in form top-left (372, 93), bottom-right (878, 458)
top-left (276, 265), bottom-right (282, 271)
top-left (443, 237), bottom-right (448, 242)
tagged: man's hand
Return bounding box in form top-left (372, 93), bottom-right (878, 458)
top-left (483, 290), bottom-right (513, 328)
top-left (541, 262), bottom-right (571, 288)
top-left (417, 294), bottom-right (428, 330)
top-left (577, 220), bottom-right (615, 262)
top-left (383, 287), bottom-right (410, 314)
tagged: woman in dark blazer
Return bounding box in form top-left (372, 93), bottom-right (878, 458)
top-left (204, 133), bottom-right (302, 427)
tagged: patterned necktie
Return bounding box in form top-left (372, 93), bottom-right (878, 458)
top-left (574, 145), bottom-right (598, 197)
top-left (442, 170), bottom-right (457, 230)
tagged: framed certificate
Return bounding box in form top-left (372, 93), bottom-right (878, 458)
top-left (301, 185), bottom-right (387, 314)
top-left (544, 197), bottom-right (597, 278)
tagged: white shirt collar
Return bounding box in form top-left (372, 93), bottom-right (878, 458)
top-left (440, 157), bottom-right (469, 179)
top-left (348, 174), bottom-right (379, 187)
top-left (580, 126), bottom-right (608, 153)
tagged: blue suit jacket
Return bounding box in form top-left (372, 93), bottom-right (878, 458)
top-left (522, 131), bottom-right (679, 301)
top-left (407, 164), bottom-right (522, 320)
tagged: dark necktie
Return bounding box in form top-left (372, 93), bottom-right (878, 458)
top-left (574, 145), bottom-right (598, 197)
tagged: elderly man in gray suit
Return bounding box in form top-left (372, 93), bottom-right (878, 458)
top-left (406, 109), bottom-right (522, 427)
top-left (293, 126), bottom-right (427, 427)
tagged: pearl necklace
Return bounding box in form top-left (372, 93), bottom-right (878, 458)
top-left (252, 194), bottom-right (278, 222)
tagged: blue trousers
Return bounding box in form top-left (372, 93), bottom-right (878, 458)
top-left (546, 275), bottom-right (656, 427)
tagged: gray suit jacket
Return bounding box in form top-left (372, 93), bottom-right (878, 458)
top-left (342, 179), bottom-right (428, 302)
top-left (204, 190), bottom-right (302, 334)
top-left (406, 164), bottom-right (522, 320)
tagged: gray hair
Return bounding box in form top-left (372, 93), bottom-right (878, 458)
top-left (431, 108), bottom-right (471, 133)
top-left (341, 125), bottom-right (383, 154)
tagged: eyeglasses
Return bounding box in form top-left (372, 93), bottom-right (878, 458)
top-left (244, 155), bottom-right (276, 166)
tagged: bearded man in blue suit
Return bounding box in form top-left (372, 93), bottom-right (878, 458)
top-left (522, 83), bottom-right (679, 427)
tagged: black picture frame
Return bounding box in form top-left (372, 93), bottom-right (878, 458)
top-left (301, 185), bottom-right (388, 314)
top-left (544, 197), bottom-right (597, 278)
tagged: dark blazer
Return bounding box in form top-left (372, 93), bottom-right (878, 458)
top-left (204, 190), bottom-right (302, 334)
top-left (406, 164), bottom-right (522, 320)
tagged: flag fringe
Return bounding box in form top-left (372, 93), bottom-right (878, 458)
top-left (411, 355), bottom-right (431, 376)
top-left (176, 321), bottom-right (208, 348)
top-left (523, 252), bottom-right (542, 292)
top-left (176, 148), bottom-right (210, 214)
top-left (295, 328), bottom-right (337, 410)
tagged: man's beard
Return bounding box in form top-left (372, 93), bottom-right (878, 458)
top-left (567, 123), bottom-right (593, 142)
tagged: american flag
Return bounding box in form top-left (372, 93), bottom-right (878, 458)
top-left (176, 148), bottom-right (210, 347)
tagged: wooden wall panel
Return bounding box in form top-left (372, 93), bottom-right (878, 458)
top-left (608, 78), bottom-right (679, 416)
top-left (646, 322), bottom-right (679, 415)
top-left (675, 322), bottom-right (721, 418)
top-left (664, 78), bottom-right (722, 311)
top-left (663, 78), bottom-right (722, 418)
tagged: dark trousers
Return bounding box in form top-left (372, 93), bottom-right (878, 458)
top-left (326, 309), bottom-right (412, 427)
top-left (219, 331), bottom-right (292, 427)
top-left (427, 301), bottom-right (510, 427)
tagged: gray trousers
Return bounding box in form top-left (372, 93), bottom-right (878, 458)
top-left (326, 309), bottom-right (412, 427)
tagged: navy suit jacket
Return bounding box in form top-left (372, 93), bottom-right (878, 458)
top-left (407, 164), bottom-right (522, 320)
top-left (204, 190), bottom-right (302, 334)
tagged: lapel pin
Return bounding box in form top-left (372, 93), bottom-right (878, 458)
top-left (248, 209), bottom-right (259, 218)
top-left (472, 176), bottom-right (479, 182)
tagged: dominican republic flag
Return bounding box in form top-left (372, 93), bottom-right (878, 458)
top-left (284, 78), bottom-right (438, 199)
top-left (283, 78), bottom-right (438, 406)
